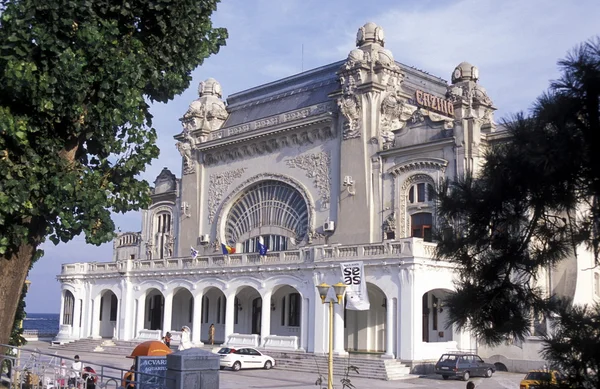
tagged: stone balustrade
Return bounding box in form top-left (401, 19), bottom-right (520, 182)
top-left (59, 238), bottom-right (440, 277)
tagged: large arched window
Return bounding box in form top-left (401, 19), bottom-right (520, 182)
top-left (225, 180), bottom-right (309, 252)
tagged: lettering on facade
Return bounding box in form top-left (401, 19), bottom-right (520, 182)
top-left (227, 124), bottom-right (251, 136)
top-left (283, 108), bottom-right (311, 122)
top-left (415, 90), bottom-right (454, 117)
top-left (255, 117), bottom-right (279, 129)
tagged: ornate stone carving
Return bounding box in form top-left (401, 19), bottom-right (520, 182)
top-left (176, 130), bottom-right (197, 175)
top-left (383, 213), bottom-right (396, 236)
top-left (208, 168), bottom-right (246, 223)
top-left (145, 241), bottom-right (153, 259)
top-left (203, 125), bottom-right (334, 166)
top-left (388, 158), bottom-right (448, 177)
top-left (164, 234), bottom-right (175, 258)
top-left (286, 152), bottom-right (331, 209)
top-left (308, 230), bottom-right (326, 243)
top-left (409, 108), bottom-right (425, 124)
top-left (338, 93), bottom-right (361, 140)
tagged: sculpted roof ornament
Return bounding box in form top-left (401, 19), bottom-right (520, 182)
top-left (198, 77), bottom-right (223, 98)
top-left (451, 61), bottom-right (479, 84)
top-left (356, 22), bottom-right (385, 47)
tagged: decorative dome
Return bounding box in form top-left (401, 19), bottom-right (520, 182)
top-left (377, 48), bottom-right (395, 66)
top-left (198, 78), bottom-right (222, 98)
top-left (451, 62), bottom-right (479, 84)
top-left (356, 22), bottom-right (385, 47)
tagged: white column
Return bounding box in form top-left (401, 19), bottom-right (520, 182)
top-left (224, 294), bottom-right (235, 344)
top-left (260, 291), bottom-right (272, 347)
top-left (162, 292), bottom-right (173, 335)
top-left (122, 280), bottom-right (134, 340)
top-left (58, 291), bottom-right (65, 325)
top-left (91, 296), bottom-right (101, 339)
top-left (300, 297), bottom-right (309, 351)
top-left (333, 301), bottom-right (346, 355)
top-left (135, 296), bottom-right (146, 338)
top-left (192, 292), bottom-right (204, 345)
top-left (382, 297), bottom-right (395, 359)
top-left (72, 297), bottom-right (82, 339)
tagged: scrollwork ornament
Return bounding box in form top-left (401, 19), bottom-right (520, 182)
top-left (286, 152), bottom-right (331, 209)
top-left (208, 168), bottom-right (247, 223)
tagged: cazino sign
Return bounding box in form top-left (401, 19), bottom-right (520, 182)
top-left (415, 90), bottom-right (454, 117)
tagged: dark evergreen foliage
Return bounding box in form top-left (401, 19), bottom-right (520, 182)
top-left (436, 35), bottom-right (599, 389)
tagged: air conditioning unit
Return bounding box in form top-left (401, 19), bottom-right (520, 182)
top-left (199, 234), bottom-right (210, 244)
top-left (323, 221), bottom-right (335, 232)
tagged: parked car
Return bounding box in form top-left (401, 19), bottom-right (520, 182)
top-left (519, 369), bottom-right (568, 389)
top-left (434, 353), bottom-right (495, 381)
top-left (219, 347), bottom-right (275, 371)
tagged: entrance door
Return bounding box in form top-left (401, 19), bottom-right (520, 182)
top-left (251, 298), bottom-right (262, 335)
top-left (150, 294), bottom-right (163, 330)
top-left (422, 293), bottom-right (429, 342)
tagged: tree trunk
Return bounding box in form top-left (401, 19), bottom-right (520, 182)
top-left (0, 244), bottom-right (35, 346)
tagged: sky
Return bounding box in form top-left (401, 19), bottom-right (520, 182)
top-left (24, 0), bottom-right (600, 313)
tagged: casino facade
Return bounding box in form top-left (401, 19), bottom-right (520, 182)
top-left (56, 22), bottom-right (600, 372)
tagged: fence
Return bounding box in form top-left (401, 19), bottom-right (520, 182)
top-left (0, 344), bottom-right (171, 389)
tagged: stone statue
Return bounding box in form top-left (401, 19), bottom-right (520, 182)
top-left (176, 131), bottom-right (196, 175)
top-left (338, 93), bottom-right (361, 140)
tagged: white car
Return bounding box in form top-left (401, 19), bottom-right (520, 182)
top-left (218, 347), bottom-right (275, 371)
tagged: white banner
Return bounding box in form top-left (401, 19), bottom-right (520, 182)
top-left (341, 262), bottom-right (370, 310)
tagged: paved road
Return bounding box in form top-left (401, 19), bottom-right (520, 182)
top-left (25, 341), bottom-right (524, 388)
top-left (218, 369), bottom-right (524, 389)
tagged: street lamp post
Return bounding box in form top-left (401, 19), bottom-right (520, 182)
top-left (316, 282), bottom-right (347, 389)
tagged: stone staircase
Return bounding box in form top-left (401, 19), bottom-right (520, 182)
top-left (51, 340), bottom-right (413, 380)
top-left (266, 350), bottom-right (412, 381)
top-left (51, 338), bottom-right (143, 357)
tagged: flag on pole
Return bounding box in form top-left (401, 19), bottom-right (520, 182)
top-left (190, 246), bottom-right (198, 259)
top-left (257, 237), bottom-right (268, 256)
top-left (221, 243), bottom-right (236, 255)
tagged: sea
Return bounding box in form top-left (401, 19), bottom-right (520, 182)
top-left (23, 313), bottom-right (60, 336)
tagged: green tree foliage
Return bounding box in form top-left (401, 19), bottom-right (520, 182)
top-left (435, 37), bottom-right (600, 345)
top-left (541, 300), bottom-right (600, 389)
top-left (0, 0), bottom-right (227, 345)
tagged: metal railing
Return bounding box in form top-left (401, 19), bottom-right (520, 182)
top-left (0, 344), bottom-right (171, 389)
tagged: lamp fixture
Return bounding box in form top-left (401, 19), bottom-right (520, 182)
top-left (343, 176), bottom-right (356, 196)
top-left (432, 299), bottom-right (444, 313)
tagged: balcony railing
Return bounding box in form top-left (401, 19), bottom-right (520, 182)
top-left (59, 238), bottom-right (439, 276)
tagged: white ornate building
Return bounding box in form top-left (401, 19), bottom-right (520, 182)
top-left (56, 23), bottom-right (600, 372)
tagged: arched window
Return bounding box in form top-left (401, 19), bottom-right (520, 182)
top-left (225, 180), bottom-right (309, 252)
top-left (154, 211), bottom-right (172, 259)
top-left (402, 174), bottom-right (436, 241)
top-left (408, 183), bottom-right (434, 204)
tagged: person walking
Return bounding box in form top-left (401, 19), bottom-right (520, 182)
top-left (208, 324), bottom-right (215, 345)
top-left (178, 326), bottom-right (192, 350)
top-left (68, 355), bottom-right (82, 389)
top-left (163, 332), bottom-right (172, 348)
top-left (466, 381), bottom-right (475, 389)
